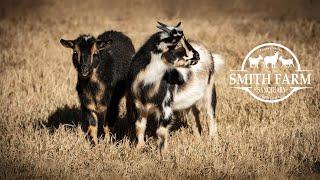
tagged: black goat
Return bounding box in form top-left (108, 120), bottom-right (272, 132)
top-left (60, 31), bottom-right (135, 144)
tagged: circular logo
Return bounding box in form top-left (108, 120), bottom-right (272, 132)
top-left (230, 43), bottom-right (312, 103)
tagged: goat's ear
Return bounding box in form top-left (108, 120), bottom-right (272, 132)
top-left (176, 22), bottom-right (181, 27)
top-left (60, 39), bottom-right (75, 49)
top-left (96, 39), bottom-right (112, 51)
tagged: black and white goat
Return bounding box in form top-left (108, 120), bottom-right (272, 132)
top-left (60, 31), bottom-right (135, 145)
top-left (130, 22), bottom-right (224, 153)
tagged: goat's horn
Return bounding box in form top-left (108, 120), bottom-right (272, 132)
top-left (176, 22), bottom-right (181, 27)
top-left (157, 21), bottom-right (168, 27)
top-left (157, 26), bottom-right (171, 33)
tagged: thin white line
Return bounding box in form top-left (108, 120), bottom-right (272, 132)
top-left (295, 70), bottom-right (313, 72)
top-left (290, 86), bottom-right (312, 88)
top-left (230, 70), bottom-right (247, 72)
top-left (231, 87), bottom-right (251, 88)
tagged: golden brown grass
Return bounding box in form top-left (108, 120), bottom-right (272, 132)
top-left (0, 0), bottom-right (320, 179)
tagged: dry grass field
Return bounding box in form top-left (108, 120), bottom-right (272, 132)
top-left (0, 0), bottom-right (320, 179)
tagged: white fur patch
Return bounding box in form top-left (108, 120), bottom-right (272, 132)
top-left (142, 52), bottom-right (168, 86)
top-left (84, 35), bottom-right (93, 41)
top-left (175, 68), bottom-right (190, 82)
top-left (135, 117), bottom-right (147, 131)
top-left (172, 78), bottom-right (206, 110)
top-left (159, 32), bottom-right (170, 40)
top-left (184, 50), bottom-right (194, 60)
top-left (156, 126), bottom-right (169, 138)
top-left (162, 90), bottom-right (173, 119)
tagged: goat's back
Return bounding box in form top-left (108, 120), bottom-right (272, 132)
top-left (97, 31), bottom-right (135, 81)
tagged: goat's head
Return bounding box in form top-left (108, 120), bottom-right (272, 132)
top-left (60, 34), bottom-right (112, 78)
top-left (156, 21), bottom-right (183, 51)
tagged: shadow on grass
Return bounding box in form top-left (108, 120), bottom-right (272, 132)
top-left (36, 104), bottom-right (189, 144)
top-left (37, 105), bottom-right (82, 133)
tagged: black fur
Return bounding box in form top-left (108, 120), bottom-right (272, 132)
top-left (211, 84), bottom-right (217, 117)
top-left (163, 69), bottom-right (185, 85)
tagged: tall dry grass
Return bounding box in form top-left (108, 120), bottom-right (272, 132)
top-left (0, 0), bottom-right (319, 179)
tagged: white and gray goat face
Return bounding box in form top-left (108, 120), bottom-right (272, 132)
top-left (157, 21), bottom-right (183, 51)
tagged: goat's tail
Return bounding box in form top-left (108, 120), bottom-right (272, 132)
top-left (212, 53), bottom-right (224, 73)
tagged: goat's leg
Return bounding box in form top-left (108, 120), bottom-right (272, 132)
top-left (203, 79), bottom-right (218, 138)
top-left (104, 87), bottom-right (126, 140)
top-left (187, 106), bottom-right (202, 138)
top-left (208, 85), bottom-right (218, 137)
top-left (82, 108), bottom-right (98, 145)
top-left (135, 102), bottom-right (148, 149)
top-left (135, 115), bottom-right (147, 149)
top-left (125, 93), bottom-right (137, 124)
top-left (102, 111), bottom-right (114, 142)
top-left (157, 106), bottom-right (173, 155)
top-left (104, 104), bottom-right (116, 141)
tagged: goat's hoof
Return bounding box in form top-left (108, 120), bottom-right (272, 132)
top-left (104, 135), bottom-right (111, 143)
top-left (90, 139), bottom-right (98, 147)
top-left (136, 142), bottom-right (145, 150)
top-left (158, 141), bottom-right (169, 157)
top-left (208, 133), bottom-right (219, 141)
top-left (159, 146), bottom-right (169, 159)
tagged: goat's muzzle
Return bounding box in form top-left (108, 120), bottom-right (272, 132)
top-left (80, 65), bottom-right (90, 77)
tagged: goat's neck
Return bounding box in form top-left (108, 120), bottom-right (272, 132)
top-left (142, 52), bottom-right (168, 85)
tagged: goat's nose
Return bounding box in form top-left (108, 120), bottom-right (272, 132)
top-left (81, 65), bottom-right (90, 75)
top-left (81, 64), bottom-right (89, 70)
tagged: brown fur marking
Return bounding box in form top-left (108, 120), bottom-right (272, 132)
top-left (84, 70), bottom-right (107, 113)
top-left (88, 125), bottom-right (98, 144)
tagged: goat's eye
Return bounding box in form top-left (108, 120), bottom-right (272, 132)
top-left (171, 29), bottom-right (177, 34)
top-left (72, 51), bottom-right (78, 59)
